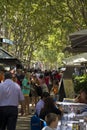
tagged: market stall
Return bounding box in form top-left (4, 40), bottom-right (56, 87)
top-left (0, 47), bottom-right (23, 70)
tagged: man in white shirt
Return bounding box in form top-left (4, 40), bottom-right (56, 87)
top-left (0, 72), bottom-right (24, 130)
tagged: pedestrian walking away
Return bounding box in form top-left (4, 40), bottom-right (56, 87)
top-left (0, 71), bottom-right (24, 130)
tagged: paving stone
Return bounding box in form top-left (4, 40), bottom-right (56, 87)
top-left (16, 115), bottom-right (32, 130)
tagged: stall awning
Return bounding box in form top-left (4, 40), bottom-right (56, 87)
top-left (63, 53), bottom-right (87, 66)
top-left (0, 47), bottom-right (22, 67)
top-left (64, 29), bottom-right (87, 53)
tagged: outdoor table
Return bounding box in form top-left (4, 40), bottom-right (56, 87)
top-left (57, 114), bottom-right (87, 130)
top-left (57, 121), bottom-right (79, 130)
top-left (57, 102), bottom-right (86, 113)
top-left (56, 102), bottom-right (87, 130)
top-left (57, 101), bottom-right (86, 106)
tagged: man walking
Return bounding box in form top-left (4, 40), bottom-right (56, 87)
top-left (0, 72), bottom-right (24, 130)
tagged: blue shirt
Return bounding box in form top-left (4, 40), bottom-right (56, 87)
top-left (0, 79), bottom-right (24, 106)
top-left (35, 99), bottom-right (44, 116)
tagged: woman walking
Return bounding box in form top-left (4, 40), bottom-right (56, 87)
top-left (22, 72), bottom-right (31, 115)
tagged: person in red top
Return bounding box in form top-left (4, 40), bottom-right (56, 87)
top-left (54, 71), bottom-right (61, 82)
top-left (0, 66), bottom-right (4, 83)
top-left (44, 75), bottom-right (50, 86)
top-left (44, 71), bottom-right (51, 92)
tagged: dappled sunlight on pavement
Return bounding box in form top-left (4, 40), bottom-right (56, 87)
top-left (16, 104), bottom-right (35, 130)
top-left (16, 115), bottom-right (32, 130)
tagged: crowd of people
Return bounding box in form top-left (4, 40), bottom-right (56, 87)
top-left (0, 67), bottom-right (63, 130)
top-left (0, 66), bottom-right (87, 130)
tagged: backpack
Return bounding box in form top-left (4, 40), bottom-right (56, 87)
top-left (31, 115), bottom-right (47, 130)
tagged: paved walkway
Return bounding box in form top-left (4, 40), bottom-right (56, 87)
top-left (16, 115), bottom-right (32, 130)
top-left (16, 105), bottom-right (35, 130)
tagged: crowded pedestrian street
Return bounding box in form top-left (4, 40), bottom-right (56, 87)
top-left (0, 1), bottom-right (87, 130)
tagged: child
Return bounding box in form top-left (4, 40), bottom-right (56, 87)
top-left (42, 113), bottom-right (59, 130)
